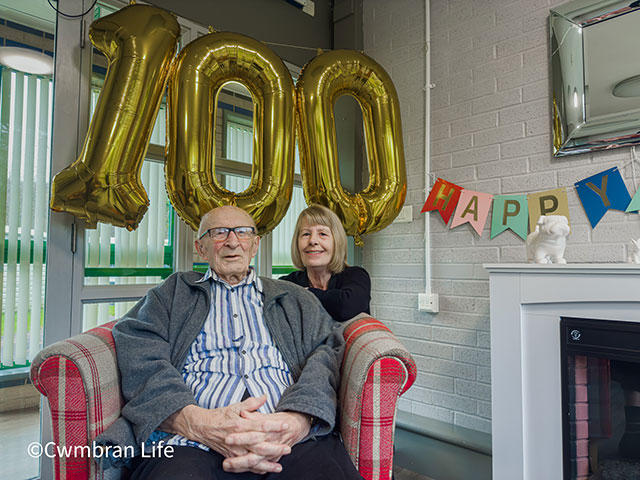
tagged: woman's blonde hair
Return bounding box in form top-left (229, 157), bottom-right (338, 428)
top-left (291, 204), bottom-right (348, 274)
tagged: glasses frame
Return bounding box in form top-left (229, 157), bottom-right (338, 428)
top-left (198, 226), bottom-right (256, 241)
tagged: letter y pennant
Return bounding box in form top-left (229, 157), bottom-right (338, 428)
top-left (574, 167), bottom-right (631, 228)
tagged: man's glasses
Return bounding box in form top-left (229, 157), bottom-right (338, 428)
top-left (198, 226), bottom-right (256, 241)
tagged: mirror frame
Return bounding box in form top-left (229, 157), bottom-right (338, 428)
top-left (550, 0), bottom-right (640, 157)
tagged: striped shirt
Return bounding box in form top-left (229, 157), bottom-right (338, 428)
top-left (164, 267), bottom-right (294, 450)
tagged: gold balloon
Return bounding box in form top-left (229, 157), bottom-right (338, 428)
top-left (165, 32), bottom-right (296, 235)
top-left (296, 50), bottom-right (407, 245)
top-left (50, 4), bottom-right (180, 230)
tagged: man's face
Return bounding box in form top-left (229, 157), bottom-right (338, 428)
top-left (195, 206), bottom-right (259, 285)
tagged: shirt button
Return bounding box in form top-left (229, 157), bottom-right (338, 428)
top-left (241, 350), bottom-right (246, 355)
top-left (233, 314), bottom-right (238, 318)
top-left (230, 288), bottom-right (234, 292)
top-left (244, 374), bottom-right (249, 379)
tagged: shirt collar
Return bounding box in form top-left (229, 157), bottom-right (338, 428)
top-left (197, 266), bottom-right (263, 293)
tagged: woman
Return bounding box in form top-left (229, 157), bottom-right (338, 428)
top-left (280, 204), bottom-right (371, 322)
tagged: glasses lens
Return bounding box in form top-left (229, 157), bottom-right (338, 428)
top-left (211, 227), bottom-right (230, 240)
top-left (235, 227), bottom-right (255, 238)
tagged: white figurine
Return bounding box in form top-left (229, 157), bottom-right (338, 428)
top-left (525, 215), bottom-right (570, 264)
top-left (627, 238), bottom-right (640, 264)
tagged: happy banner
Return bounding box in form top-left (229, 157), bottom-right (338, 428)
top-left (424, 167), bottom-right (637, 240)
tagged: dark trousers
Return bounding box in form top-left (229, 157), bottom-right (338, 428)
top-left (129, 433), bottom-right (363, 480)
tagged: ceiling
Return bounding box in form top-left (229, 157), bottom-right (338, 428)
top-left (0, 0), bottom-right (56, 34)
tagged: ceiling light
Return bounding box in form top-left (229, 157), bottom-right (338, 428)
top-left (613, 75), bottom-right (640, 98)
top-left (0, 47), bottom-right (53, 75)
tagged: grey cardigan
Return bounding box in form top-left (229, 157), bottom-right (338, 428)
top-left (95, 271), bottom-right (344, 454)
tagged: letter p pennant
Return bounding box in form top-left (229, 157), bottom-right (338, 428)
top-left (421, 178), bottom-right (463, 224)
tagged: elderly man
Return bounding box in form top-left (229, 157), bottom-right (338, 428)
top-left (96, 206), bottom-right (362, 480)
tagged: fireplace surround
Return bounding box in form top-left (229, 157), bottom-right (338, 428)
top-left (485, 264), bottom-right (640, 480)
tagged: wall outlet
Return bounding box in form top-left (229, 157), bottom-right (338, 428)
top-left (393, 205), bottom-right (413, 224)
top-left (303, 0), bottom-right (315, 16)
top-left (418, 293), bottom-right (439, 313)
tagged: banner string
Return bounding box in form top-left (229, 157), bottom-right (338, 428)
top-left (631, 146), bottom-right (639, 192)
top-left (262, 41), bottom-right (329, 52)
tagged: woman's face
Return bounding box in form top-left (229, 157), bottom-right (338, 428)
top-left (297, 222), bottom-right (334, 271)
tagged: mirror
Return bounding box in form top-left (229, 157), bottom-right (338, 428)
top-left (550, 0), bottom-right (640, 156)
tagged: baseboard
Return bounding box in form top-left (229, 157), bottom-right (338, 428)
top-left (394, 412), bottom-right (492, 480)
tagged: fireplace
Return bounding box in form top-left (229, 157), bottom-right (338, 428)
top-left (561, 317), bottom-right (640, 479)
top-left (485, 264), bottom-right (640, 480)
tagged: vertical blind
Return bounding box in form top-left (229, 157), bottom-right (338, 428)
top-left (0, 69), bottom-right (52, 368)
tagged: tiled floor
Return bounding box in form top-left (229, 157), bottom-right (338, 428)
top-left (393, 465), bottom-right (435, 480)
top-left (0, 407), bottom-right (40, 480)
top-left (1, 408), bottom-right (433, 480)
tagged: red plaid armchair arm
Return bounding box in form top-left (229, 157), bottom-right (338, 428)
top-left (30, 315), bottom-right (416, 480)
top-left (340, 315), bottom-right (417, 480)
top-left (30, 321), bottom-right (121, 480)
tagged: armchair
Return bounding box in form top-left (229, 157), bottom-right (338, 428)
top-left (30, 314), bottom-right (416, 480)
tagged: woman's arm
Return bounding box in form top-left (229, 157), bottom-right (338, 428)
top-left (308, 266), bottom-right (371, 322)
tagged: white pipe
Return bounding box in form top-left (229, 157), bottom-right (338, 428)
top-left (424, 0), bottom-right (432, 295)
top-left (418, 0), bottom-right (438, 312)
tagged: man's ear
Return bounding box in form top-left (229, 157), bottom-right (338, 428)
top-left (251, 236), bottom-right (260, 258)
top-left (194, 240), bottom-right (205, 260)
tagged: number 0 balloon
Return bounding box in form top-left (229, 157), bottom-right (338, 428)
top-left (165, 31), bottom-right (296, 235)
top-left (296, 50), bottom-right (407, 245)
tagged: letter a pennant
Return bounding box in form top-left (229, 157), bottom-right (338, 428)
top-left (574, 167), bottom-right (631, 228)
top-left (450, 189), bottom-right (493, 235)
top-left (421, 178), bottom-right (463, 224)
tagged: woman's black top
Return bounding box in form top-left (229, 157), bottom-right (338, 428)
top-left (279, 266), bottom-right (371, 322)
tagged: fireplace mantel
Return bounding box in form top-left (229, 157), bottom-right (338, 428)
top-left (485, 263), bottom-right (640, 480)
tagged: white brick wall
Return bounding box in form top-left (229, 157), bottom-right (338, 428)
top-left (363, 0), bottom-right (640, 435)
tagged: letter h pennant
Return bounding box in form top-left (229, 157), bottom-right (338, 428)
top-left (421, 178), bottom-right (463, 224)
